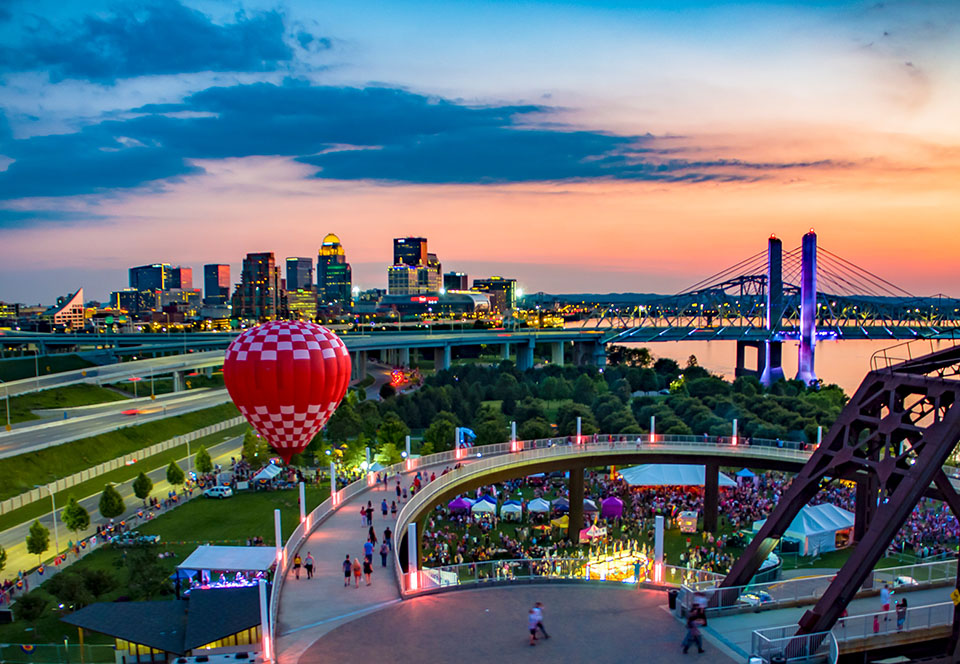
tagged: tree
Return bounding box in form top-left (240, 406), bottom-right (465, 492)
top-left (241, 429), bottom-right (271, 463)
top-left (195, 445), bottom-right (213, 474)
top-left (61, 497), bottom-right (90, 537)
top-left (518, 417), bottom-right (552, 440)
top-left (98, 485), bottom-right (125, 519)
top-left (166, 461), bottom-right (185, 486)
top-left (47, 571), bottom-right (94, 610)
top-left (12, 593), bottom-right (46, 622)
top-left (376, 443), bottom-right (403, 466)
top-left (132, 472), bottom-right (154, 503)
top-left (0, 544), bottom-right (6, 575)
top-left (125, 548), bottom-right (172, 600)
top-left (377, 412), bottom-right (410, 449)
top-left (325, 400), bottom-right (363, 441)
top-left (379, 383), bottom-right (396, 400)
top-left (476, 418), bottom-right (508, 446)
top-left (572, 374), bottom-right (598, 405)
top-left (25, 520), bottom-right (49, 564)
top-left (423, 417), bottom-right (457, 452)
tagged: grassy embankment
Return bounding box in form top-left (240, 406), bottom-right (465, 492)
top-left (0, 482), bottom-right (329, 645)
top-left (0, 354), bottom-right (95, 382)
top-left (5, 385), bottom-right (129, 425)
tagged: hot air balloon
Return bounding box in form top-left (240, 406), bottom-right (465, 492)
top-left (224, 320), bottom-right (351, 463)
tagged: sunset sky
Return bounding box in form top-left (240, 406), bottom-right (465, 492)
top-left (1, 0), bottom-right (958, 303)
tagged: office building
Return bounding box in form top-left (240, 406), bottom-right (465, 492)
top-left (287, 289), bottom-right (317, 320)
top-left (231, 252), bottom-right (284, 321)
top-left (46, 288), bottom-right (85, 328)
top-left (203, 264), bottom-right (231, 305)
top-left (387, 265), bottom-right (419, 295)
top-left (170, 266), bottom-right (193, 290)
top-left (285, 257), bottom-right (314, 292)
top-left (443, 271), bottom-right (468, 292)
top-left (473, 276), bottom-right (517, 314)
top-left (393, 237), bottom-right (428, 267)
top-left (129, 264), bottom-right (172, 292)
top-left (317, 234), bottom-right (352, 310)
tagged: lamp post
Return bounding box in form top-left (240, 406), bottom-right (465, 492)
top-left (35, 484), bottom-right (60, 556)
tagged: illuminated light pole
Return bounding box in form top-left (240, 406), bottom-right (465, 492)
top-left (576, 416), bottom-right (582, 444)
top-left (329, 461), bottom-right (337, 505)
top-left (654, 515), bottom-right (664, 583)
top-left (650, 415), bottom-right (656, 443)
top-left (274, 509), bottom-right (283, 566)
top-left (407, 522), bottom-right (418, 591)
top-left (258, 578), bottom-right (272, 662)
top-left (732, 418), bottom-right (738, 445)
top-left (405, 435), bottom-right (411, 459)
top-left (298, 481), bottom-right (306, 524)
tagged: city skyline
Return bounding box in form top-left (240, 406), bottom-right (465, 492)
top-left (2, 0), bottom-right (959, 302)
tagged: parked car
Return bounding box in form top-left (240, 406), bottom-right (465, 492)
top-left (204, 486), bottom-right (234, 499)
top-left (114, 531), bottom-right (161, 547)
top-left (894, 575), bottom-right (918, 588)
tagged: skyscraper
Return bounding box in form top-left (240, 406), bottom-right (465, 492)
top-left (129, 264), bottom-right (172, 291)
top-left (285, 257), bottom-right (314, 292)
top-left (232, 252), bottom-right (283, 320)
top-left (444, 272), bottom-right (468, 292)
top-left (393, 237), bottom-right (428, 266)
top-left (170, 266), bottom-right (193, 290)
top-left (317, 234), bottom-right (352, 310)
top-left (203, 264), bottom-right (231, 305)
top-left (473, 276), bottom-right (517, 314)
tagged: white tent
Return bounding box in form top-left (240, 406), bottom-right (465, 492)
top-left (753, 503), bottom-right (854, 556)
top-left (178, 545), bottom-right (277, 573)
top-left (528, 498), bottom-right (551, 513)
top-left (252, 464), bottom-right (283, 482)
top-left (369, 462), bottom-right (386, 472)
top-left (500, 503), bottom-right (523, 520)
top-left (619, 464), bottom-right (736, 487)
top-left (471, 500), bottom-right (497, 515)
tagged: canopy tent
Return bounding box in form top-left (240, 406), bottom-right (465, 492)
top-left (478, 495), bottom-right (497, 505)
top-left (252, 464), bottom-right (283, 483)
top-left (619, 464), bottom-right (736, 487)
top-left (600, 497), bottom-right (623, 519)
top-left (368, 462), bottom-right (386, 472)
top-left (583, 499), bottom-right (598, 513)
top-left (503, 499), bottom-right (523, 506)
top-left (471, 500), bottom-right (497, 515)
top-left (528, 498), bottom-right (551, 513)
top-left (448, 498), bottom-right (472, 512)
top-left (552, 497), bottom-right (570, 512)
top-left (753, 503), bottom-right (854, 556)
top-left (500, 503), bottom-right (523, 519)
top-left (735, 468), bottom-right (756, 478)
top-left (550, 515), bottom-right (569, 529)
top-left (178, 546), bottom-right (277, 573)
top-left (579, 524), bottom-right (607, 541)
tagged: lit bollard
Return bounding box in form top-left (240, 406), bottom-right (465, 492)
top-left (298, 481), bottom-right (306, 523)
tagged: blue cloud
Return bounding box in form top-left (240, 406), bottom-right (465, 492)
top-left (0, 208), bottom-right (108, 228)
top-left (0, 1), bottom-right (301, 82)
top-left (0, 79), bottom-right (840, 201)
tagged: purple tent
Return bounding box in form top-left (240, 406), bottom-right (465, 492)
top-left (600, 497), bottom-right (623, 519)
top-left (448, 498), bottom-right (472, 512)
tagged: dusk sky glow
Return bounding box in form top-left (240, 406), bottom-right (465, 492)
top-left (1, 0), bottom-right (958, 303)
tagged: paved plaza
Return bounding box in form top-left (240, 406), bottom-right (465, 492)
top-left (299, 584), bottom-right (736, 664)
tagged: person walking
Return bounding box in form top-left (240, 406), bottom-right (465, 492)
top-left (364, 539), bottom-right (374, 563)
top-left (396, 481), bottom-right (401, 501)
top-left (343, 554), bottom-right (352, 587)
top-left (365, 503), bottom-right (374, 526)
top-left (681, 607), bottom-right (706, 654)
top-left (381, 499), bottom-right (388, 519)
top-left (533, 602), bottom-right (549, 639)
top-left (384, 526), bottom-right (393, 550)
top-left (304, 552), bottom-right (315, 580)
top-left (528, 609), bottom-right (540, 646)
top-left (360, 505), bottom-right (367, 527)
top-left (896, 598), bottom-right (908, 631)
top-left (380, 541), bottom-right (389, 567)
top-left (391, 500), bottom-right (398, 518)
top-left (352, 557), bottom-right (362, 588)
top-left (363, 556), bottom-right (373, 585)
top-left (293, 554), bottom-right (302, 580)
top-left (368, 527), bottom-right (378, 548)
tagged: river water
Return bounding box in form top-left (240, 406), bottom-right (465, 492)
top-left (615, 339), bottom-right (952, 396)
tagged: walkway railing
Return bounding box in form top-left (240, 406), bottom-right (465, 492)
top-left (416, 557), bottom-right (724, 592)
top-left (750, 628), bottom-right (838, 664)
top-left (832, 601), bottom-right (954, 644)
top-left (679, 558), bottom-right (958, 615)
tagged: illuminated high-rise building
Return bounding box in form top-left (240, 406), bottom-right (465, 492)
top-left (286, 257), bottom-right (314, 292)
top-left (388, 237), bottom-right (441, 295)
top-left (232, 252), bottom-right (283, 320)
top-left (393, 237), bottom-right (428, 267)
top-left (203, 264), bottom-right (231, 305)
top-left (129, 264), bottom-right (172, 292)
top-left (473, 276), bottom-right (517, 314)
top-left (317, 234), bottom-right (352, 310)
top-left (170, 266), bottom-right (193, 290)
top-left (443, 272), bottom-right (468, 292)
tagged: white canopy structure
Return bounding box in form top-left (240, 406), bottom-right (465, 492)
top-left (753, 504), bottom-right (854, 556)
top-left (471, 500), bottom-right (497, 515)
top-left (252, 464), bottom-right (283, 482)
top-left (177, 545), bottom-right (277, 573)
top-left (528, 498), bottom-right (551, 513)
top-left (500, 503), bottom-right (523, 519)
top-left (619, 464), bottom-right (736, 487)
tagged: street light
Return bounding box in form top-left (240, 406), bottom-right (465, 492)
top-left (34, 484), bottom-right (60, 556)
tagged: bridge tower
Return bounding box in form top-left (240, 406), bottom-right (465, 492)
top-left (759, 235), bottom-right (785, 386)
top-left (795, 229), bottom-right (818, 385)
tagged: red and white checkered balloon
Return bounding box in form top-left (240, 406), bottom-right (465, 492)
top-left (223, 321), bottom-right (351, 463)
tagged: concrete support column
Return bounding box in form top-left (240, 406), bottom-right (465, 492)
top-left (551, 341), bottom-right (564, 366)
top-left (398, 347), bottom-right (410, 367)
top-left (796, 230), bottom-right (818, 385)
top-left (517, 340), bottom-right (535, 371)
top-left (703, 462), bottom-right (719, 533)
top-left (434, 345), bottom-right (451, 370)
top-left (591, 342), bottom-right (607, 368)
top-left (358, 351), bottom-right (368, 379)
top-left (500, 344), bottom-right (511, 361)
top-left (172, 371), bottom-right (185, 392)
top-left (568, 468), bottom-right (584, 544)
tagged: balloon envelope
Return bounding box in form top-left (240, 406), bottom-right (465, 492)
top-left (224, 321), bottom-right (351, 463)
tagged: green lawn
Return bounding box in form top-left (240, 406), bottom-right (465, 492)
top-left (138, 483), bottom-right (331, 545)
top-left (0, 423), bottom-right (249, 532)
top-left (0, 355), bottom-right (95, 382)
top-left (0, 402), bottom-right (240, 500)
top-left (6, 385), bottom-right (130, 425)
